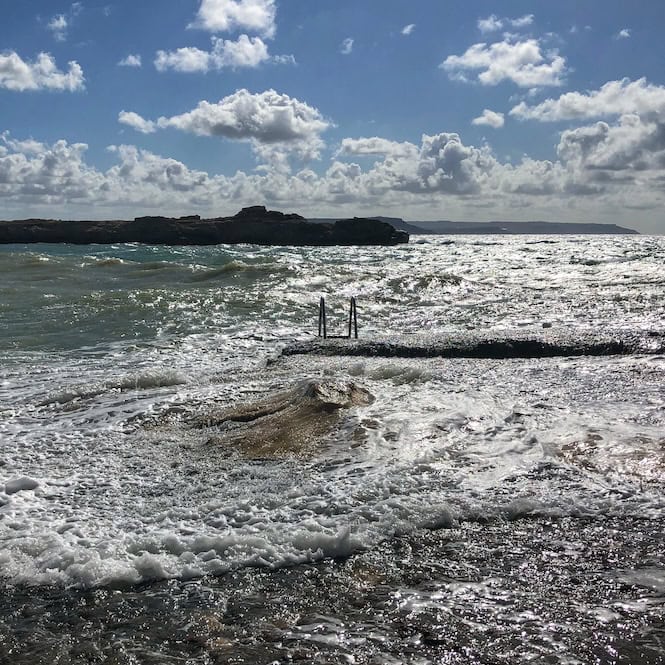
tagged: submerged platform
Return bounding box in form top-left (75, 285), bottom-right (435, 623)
top-left (280, 328), bottom-right (665, 360)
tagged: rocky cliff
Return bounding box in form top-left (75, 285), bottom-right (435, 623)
top-left (0, 207), bottom-right (409, 246)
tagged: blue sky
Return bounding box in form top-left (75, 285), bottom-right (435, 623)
top-left (2, 1), bottom-right (665, 232)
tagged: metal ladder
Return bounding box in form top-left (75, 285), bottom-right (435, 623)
top-left (318, 296), bottom-right (358, 339)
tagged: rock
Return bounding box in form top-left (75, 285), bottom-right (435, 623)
top-left (190, 379), bottom-right (374, 457)
top-left (0, 208), bottom-right (409, 246)
top-left (5, 477), bottom-right (39, 494)
top-left (330, 217), bottom-right (409, 245)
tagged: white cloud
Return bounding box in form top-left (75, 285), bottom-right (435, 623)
top-left (337, 137), bottom-right (419, 159)
top-left (401, 24), bottom-right (415, 36)
top-left (0, 135), bottom-right (101, 205)
top-left (616, 28), bottom-right (631, 39)
top-left (557, 114), bottom-right (665, 172)
top-left (0, 51), bottom-right (84, 92)
top-left (511, 14), bottom-right (534, 29)
top-left (441, 38), bottom-right (566, 87)
top-left (189, 0), bottom-right (276, 38)
top-left (510, 78), bottom-right (665, 122)
top-left (158, 89), bottom-right (329, 144)
top-left (155, 47), bottom-right (211, 73)
top-left (155, 35), bottom-right (271, 72)
top-left (122, 89), bottom-right (331, 164)
top-left (1, 130), bottom-right (665, 230)
top-left (272, 54), bottom-right (296, 65)
top-left (478, 15), bottom-right (503, 33)
top-left (472, 109), bottom-right (505, 128)
top-left (340, 38), bottom-right (354, 55)
top-left (46, 4), bottom-right (83, 41)
top-left (118, 111), bottom-right (156, 134)
top-left (478, 14), bottom-right (533, 34)
top-left (48, 15), bottom-right (68, 41)
top-left (118, 54), bottom-right (142, 67)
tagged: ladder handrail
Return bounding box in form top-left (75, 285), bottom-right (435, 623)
top-left (318, 296), bottom-right (327, 338)
top-left (348, 296), bottom-right (358, 339)
top-left (318, 296), bottom-right (357, 339)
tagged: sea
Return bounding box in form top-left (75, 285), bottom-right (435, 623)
top-left (1, 234), bottom-right (664, 664)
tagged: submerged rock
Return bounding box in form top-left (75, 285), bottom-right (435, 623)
top-left (190, 379), bottom-right (374, 458)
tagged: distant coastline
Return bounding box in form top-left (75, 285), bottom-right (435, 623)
top-left (308, 216), bottom-right (639, 235)
top-left (0, 207), bottom-right (639, 247)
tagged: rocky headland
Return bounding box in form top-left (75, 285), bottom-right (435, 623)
top-left (0, 206), bottom-right (409, 246)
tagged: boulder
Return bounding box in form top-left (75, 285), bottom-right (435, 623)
top-left (189, 379), bottom-right (374, 457)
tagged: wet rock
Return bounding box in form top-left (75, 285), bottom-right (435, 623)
top-left (190, 379), bottom-right (374, 458)
top-left (4, 477), bottom-right (39, 494)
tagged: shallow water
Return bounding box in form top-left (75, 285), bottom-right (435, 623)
top-left (1, 235), bottom-right (664, 662)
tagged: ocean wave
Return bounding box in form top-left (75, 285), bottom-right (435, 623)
top-left (189, 260), bottom-right (291, 282)
top-left (37, 369), bottom-right (188, 406)
top-left (92, 257), bottom-right (125, 267)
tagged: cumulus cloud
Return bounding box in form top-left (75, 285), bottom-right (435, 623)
top-left (557, 114), bottom-right (665, 172)
top-left (155, 35), bottom-right (271, 72)
top-left (506, 78), bottom-right (665, 197)
top-left (510, 78), bottom-right (665, 122)
top-left (189, 0), bottom-right (276, 38)
top-left (118, 54), bottom-right (142, 67)
top-left (118, 111), bottom-right (156, 134)
top-left (441, 38), bottom-right (566, 87)
top-left (48, 15), bottom-right (69, 41)
top-left (616, 28), bottom-right (631, 39)
top-left (159, 90), bottom-right (329, 151)
top-left (1, 130), bottom-right (664, 228)
top-left (340, 38), bottom-right (354, 55)
top-left (337, 137), bottom-right (419, 159)
top-left (154, 35), bottom-right (293, 72)
top-left (472, 109), bottom-right (505, 128)
top-left (0, 51), bottom-right (84, 92)
top-left (154, 47), bottom-right (210, 73)
top-left (122, 89), bottom-right (330, 166)
top-left (478, 15), bottom-right (503, 34)
top-left (412, 133), bottom-right (498, 194)
top-left (0, 135), bottom-right (101, 205)
top-left (401, 24), bottom-right (415, 36)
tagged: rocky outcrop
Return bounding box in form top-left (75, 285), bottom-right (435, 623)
top-left (0, 206), bottom-right (409, 246)
top-left (189, 379), bottom-right (375, 458)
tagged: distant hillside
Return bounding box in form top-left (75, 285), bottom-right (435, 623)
top-left (308, 216), bottom-right (638, 235)
top-left (405, 220), bottom-right (639, 235)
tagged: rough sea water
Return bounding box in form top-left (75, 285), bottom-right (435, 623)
top-left (1, 235), bottom-right (664, 664)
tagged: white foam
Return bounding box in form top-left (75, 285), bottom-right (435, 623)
top-left (3, 238), bottom-right (665, 588)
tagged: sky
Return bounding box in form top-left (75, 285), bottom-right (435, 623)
top-left (2, 1), bottom-right (665, 232)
